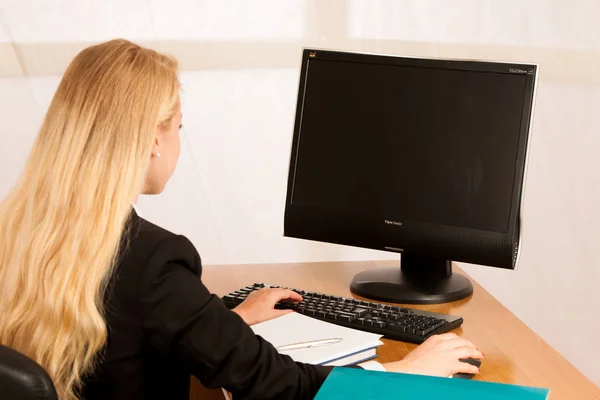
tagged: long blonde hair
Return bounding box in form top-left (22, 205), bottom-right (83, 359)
top-left (0, 39), bottom-right (180, 400)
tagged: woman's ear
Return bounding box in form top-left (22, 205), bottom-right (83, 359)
top-left (150, 133), bottom-right (160, 158)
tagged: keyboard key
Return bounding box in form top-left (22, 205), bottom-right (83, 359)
top-left (326, 313), bottom-right (337, 320)
top-left (351, 307), bottom-right (369, 317)
top-left (374, 321), bottom-right (385, 328)
top-left (334, 311), bottom-right (356, 320)
top-left (416, 327), bottom-right (434, 336)
top-left (388, 323), bottom-right (406, 332)
top-left (316, 311), bottom-right (327, 318)
top-left (222, 295), bottom-right (235, 302)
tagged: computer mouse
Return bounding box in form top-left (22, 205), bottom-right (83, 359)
top-left (452, 358), bottom-right (482, 379)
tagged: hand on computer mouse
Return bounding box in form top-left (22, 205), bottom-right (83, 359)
top-left (232, 288), bottom-right (302, 326)
top-left (453, 358), bottom-right (482, 379)
top-left (381, 333), bottom-right (483, 377)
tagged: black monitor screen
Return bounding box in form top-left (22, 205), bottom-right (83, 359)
top-left (291, 59), bottom-right (529, 233)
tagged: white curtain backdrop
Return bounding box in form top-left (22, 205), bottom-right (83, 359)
top-left (1, 0), bottom-right (599, 387)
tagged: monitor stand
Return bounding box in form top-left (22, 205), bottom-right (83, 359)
top-left (349, 254), bottom-right (473, 304)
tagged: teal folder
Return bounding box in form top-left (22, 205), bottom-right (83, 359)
top-left (315, 368), bottom-right (550, 400)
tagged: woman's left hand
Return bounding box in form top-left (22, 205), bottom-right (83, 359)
top-left (232, 288), bottom-right (303, 325)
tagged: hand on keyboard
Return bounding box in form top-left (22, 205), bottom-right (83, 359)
top-left (223, 283), bottom-right (465, 344)
top-left (231, 287), bottom-right (303, 326)
top-left (382, 333), bottom-right (483, 377)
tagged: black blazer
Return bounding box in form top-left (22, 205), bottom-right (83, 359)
top-left (82, 213), bottom-right (332, 399)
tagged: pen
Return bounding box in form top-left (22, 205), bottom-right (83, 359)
top-left (276, 338), bottom-right (343, 351)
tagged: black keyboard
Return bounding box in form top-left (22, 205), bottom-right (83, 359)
top-left (222, 283), bottom-right (463, 344)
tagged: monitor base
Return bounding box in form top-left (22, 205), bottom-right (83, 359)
top-left (349, 256), bottom-right (473, 304)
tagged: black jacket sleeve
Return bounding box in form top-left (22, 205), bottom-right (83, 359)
top-left (137, 234), bottom-right (333, 399)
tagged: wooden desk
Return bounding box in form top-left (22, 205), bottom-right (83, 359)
top-left (191, 261), bottom-right (600, 400)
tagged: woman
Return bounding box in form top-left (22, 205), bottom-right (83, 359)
top-left (0, 40), bottom-right (482, 400)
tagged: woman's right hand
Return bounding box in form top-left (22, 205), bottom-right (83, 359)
top-left (382, 333), bottom-right (484, 377)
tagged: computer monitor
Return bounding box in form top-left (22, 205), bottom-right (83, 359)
top-left (284, 49), bottom-right (537, 304)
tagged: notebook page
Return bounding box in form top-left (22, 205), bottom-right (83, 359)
top-left (251, 312), bottom-right (383, 365)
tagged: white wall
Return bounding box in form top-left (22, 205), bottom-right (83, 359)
top-left (1, 0), bottom-right (599, 387)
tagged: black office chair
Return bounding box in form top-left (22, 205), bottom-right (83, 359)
top-left (0, 344), bottom-right (58, 400)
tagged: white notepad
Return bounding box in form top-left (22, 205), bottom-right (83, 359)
top-left (251, 312), bottom-right (383, 366)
